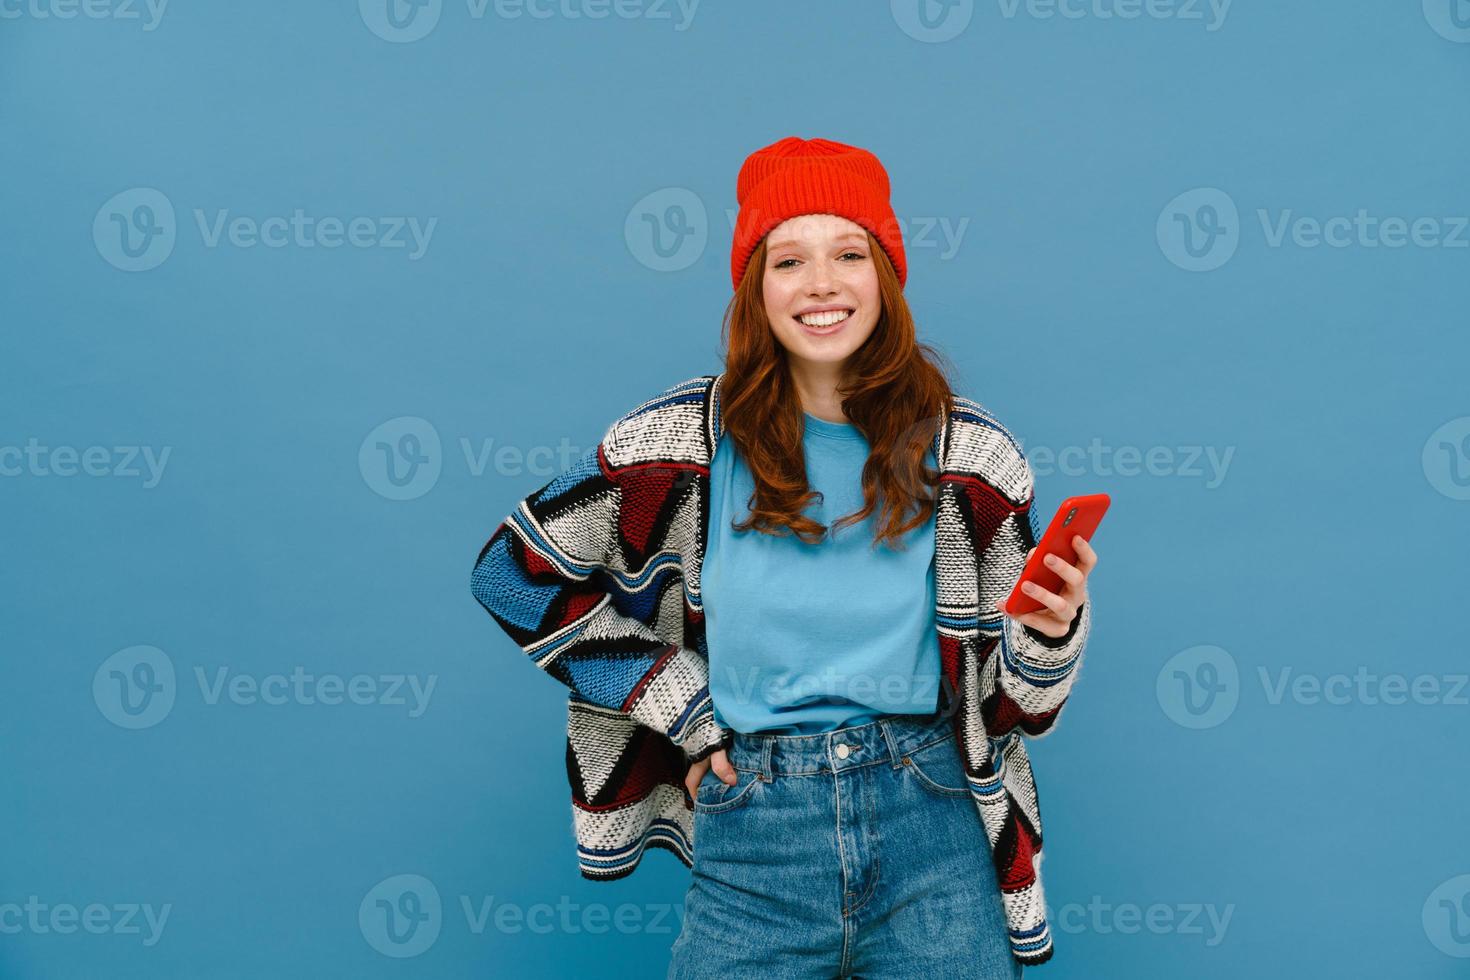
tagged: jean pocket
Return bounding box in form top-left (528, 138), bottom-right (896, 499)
top-left (902, 734), bottom-right (971, 798)
top-left (693, 765), bottom-right (762, 814)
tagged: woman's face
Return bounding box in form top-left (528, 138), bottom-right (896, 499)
top-left (761, 213), bottom-right (881, 373)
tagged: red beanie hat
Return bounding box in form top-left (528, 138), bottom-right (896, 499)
top-left (730, 136), bottom-right (907, 292)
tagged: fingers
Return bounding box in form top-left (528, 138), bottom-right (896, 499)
top-left (711, 749), bottom-right (737, 785)
top-left (1043, 551), bottom-right (1085, 587)
top-left (1072, 534), bottom-right (1099, 573)
top-left (1020, 579), bottom-right (1070, 618)
top-left (684, 757), bottom-right (710, 797)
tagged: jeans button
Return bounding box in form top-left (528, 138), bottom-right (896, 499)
top-left (835, 743), bottom-right (851, 759)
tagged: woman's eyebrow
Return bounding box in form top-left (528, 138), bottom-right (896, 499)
top-left (767, 235), bottom-right (868, 250)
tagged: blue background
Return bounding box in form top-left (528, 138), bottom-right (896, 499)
top-left (4, 0), bottom-right (1468, 976)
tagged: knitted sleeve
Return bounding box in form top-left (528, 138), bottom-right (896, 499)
top-left (469, 421), bottom-right (730, 763)
top-left (980, 451), bottom-right (1093, 740)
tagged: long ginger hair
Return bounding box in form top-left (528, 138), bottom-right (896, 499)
top-left (717, 231), bottom-right (958, 552)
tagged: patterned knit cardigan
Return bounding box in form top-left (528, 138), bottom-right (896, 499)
top-left (470, 372), bottom-right (1092, 968)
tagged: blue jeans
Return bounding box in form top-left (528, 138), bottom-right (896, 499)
top-left (667, 710), bottom-right (1024, 980)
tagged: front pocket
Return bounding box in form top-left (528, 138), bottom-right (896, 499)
top-left (903, 735), bottom-right (971, 798)
top-left (693, 766), bottom-right (762, 814)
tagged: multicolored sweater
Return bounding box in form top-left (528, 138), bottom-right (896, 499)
top-left (469, 373), bottom-right (1093, 968)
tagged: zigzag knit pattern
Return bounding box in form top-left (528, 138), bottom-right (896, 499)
top-left (470, 373), bottom-right (1092, 969)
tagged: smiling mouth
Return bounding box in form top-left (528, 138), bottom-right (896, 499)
top-left (795, 308), bottom-right (854, 328)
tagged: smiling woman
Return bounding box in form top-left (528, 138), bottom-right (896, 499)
top-left (762, 216), bottom-right (879, 349)
top-left (470, 135), bottom-right (1097, 978)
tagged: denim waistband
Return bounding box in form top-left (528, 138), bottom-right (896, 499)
top-left (726, 711), bottom-right (958, 779)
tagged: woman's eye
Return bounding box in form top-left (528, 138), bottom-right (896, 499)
top-left (774, 252), bottom-right (864, 270)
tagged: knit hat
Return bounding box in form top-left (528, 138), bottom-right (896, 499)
top-left (730, 136), bottom-right (907, 291)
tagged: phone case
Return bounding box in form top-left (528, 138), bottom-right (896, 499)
top-left (1002, 493), bottom-right (1110, 617)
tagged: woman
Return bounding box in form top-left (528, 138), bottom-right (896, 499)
top-left (470, 136), bottom-right (1097, 978)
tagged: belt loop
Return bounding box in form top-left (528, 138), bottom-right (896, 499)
top-left (877, 717), bottom-right (904, 769)
top-left (759, 737), bottom-right (774, 782)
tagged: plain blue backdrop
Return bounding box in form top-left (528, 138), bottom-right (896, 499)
top-left (3, 1), bottom-right (1468, 976)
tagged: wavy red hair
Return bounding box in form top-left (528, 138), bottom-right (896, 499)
top-left (716, 231), bottom-right (958, 551)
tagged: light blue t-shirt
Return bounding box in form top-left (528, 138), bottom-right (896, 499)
top-left (703, 411), bottom-right (942, 735)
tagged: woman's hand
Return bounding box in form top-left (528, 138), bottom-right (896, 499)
top-left (1012, 535), bottom-right (1098, 638)
top-left (685, 749), bottom-right (737, 802)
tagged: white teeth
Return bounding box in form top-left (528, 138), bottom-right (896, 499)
top-left (797, 309), bottom-right (853, 327)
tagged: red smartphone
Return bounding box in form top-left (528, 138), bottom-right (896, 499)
top-left (1002, 493), bottom-right (1110, 616)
